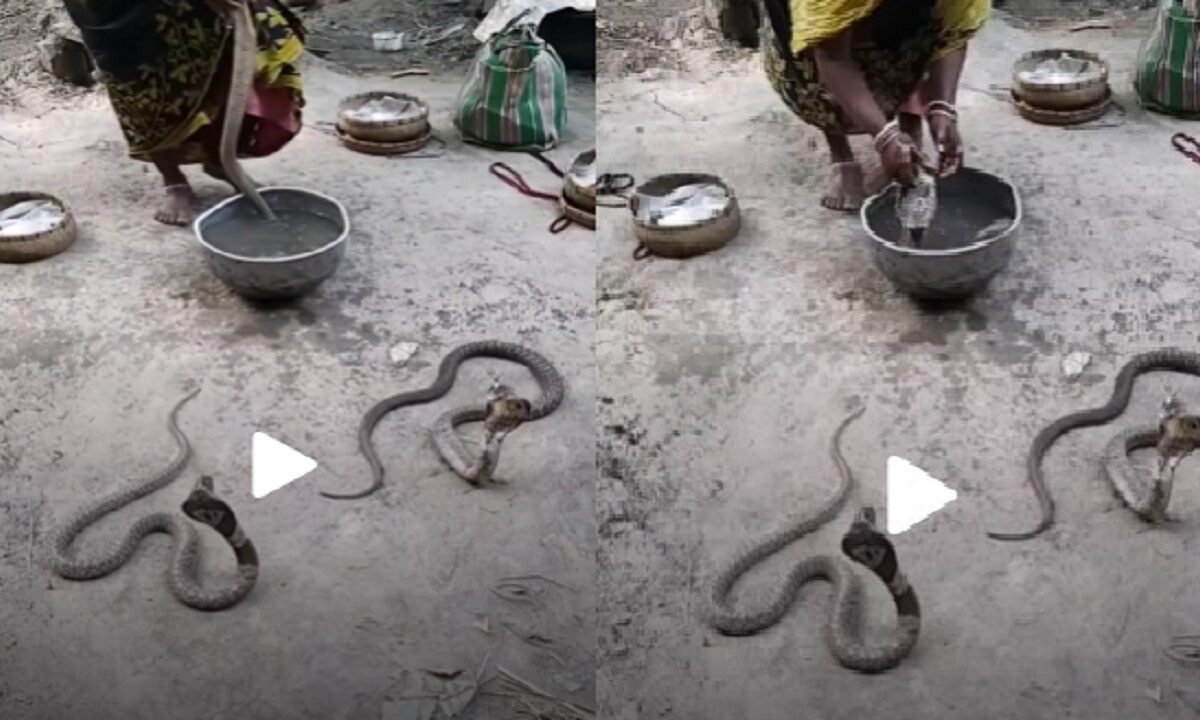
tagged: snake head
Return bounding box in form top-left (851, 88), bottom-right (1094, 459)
top-left (1160, 414), bottom-right (1200, 457)
top-left (182, 476), bottom-right (237, 534)
top-left (842, 509), bottom-right (898, 577)
top-left (485, 396), bottom-right (532, 433)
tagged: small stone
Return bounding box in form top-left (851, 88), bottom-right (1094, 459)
top-left (389, 341), bottom-right (419, 366)
top-left (37, 32), bottom-right (94, 87)
top-left (1061, 351), bottom-right (1092, 379)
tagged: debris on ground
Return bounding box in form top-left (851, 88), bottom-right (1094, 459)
top-left (390, 341), bottom-right (420, 366)
top-left (418, 22), bottom-right (467, 46)
top-left (1061, 351), bottom-right (1092, 379)
top-left (381, 667), bottom-right (481, 720)
top-left (493, 578), bottom-right (543, 604)
top-left (552, 670), bottom-right (588, 694)
top-left (1143, 682), bottom-right (1163, 704)
top-left (502, 620), bottom-right (567, 665)
top-left (372, 31), bottom-right (406, 52)
top-left (35, 5), bottom-right (93, 87)
top-left (481, 665), bottom-right (595, 719)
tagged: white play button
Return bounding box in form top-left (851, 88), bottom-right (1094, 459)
top-left (886, 455), bottom-right (957, 534)
top-left (252, 432), bottom-right (317, 499)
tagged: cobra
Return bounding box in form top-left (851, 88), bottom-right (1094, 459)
top-left (989, 349), bottom-right (1200, 541)
top-left (705, 406), bottom-right (921, 673)
top-left (320, 340), bottom-right (565, 499)
top-left (1103, 406), bottom-right (1200, 523)
top-left (47, 389), bottom-right (259, 611)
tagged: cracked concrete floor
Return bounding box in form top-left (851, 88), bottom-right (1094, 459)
top-left (0, 59), bottom-right (595, 718)
top-left (596, 12), bottom-right (1200, 720)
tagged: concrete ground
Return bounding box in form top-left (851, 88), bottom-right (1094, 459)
top-left (0, 59), bottom-right (595, 718)
top-left (597, 11), bottom-right (1200, 720)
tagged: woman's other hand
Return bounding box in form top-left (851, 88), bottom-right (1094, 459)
top-left (927, 105), bottom-right (963, 177)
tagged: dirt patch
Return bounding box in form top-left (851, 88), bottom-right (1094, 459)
top-left (0, 0), bottom-right (485, 102)
top-left (299, 0), bottom-right (483, 74)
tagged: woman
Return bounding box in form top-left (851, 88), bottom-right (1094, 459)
top-left (63, 0), bottom-right (305, 225)
top-left (760, 0), bottom-right (990, 211)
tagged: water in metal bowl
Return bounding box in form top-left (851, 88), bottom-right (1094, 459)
top-left (861, 168), bottom-right (1021, 300)
top-left (193, 187), bottom-right (350, 300)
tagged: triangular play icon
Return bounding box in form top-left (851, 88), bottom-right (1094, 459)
top-left (886, 455), bottom-right (957, 534)
top-left (252, 432), bottom-right (317, 499)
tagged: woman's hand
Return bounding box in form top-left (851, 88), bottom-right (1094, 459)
top-left (874, 123), bottom-right (922, 186)
top-left (928, 112), bottom-right (963, 177)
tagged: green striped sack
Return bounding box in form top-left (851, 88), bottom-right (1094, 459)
top-left (1135, 0), bottom-right (1200, 117)
top-left (454, 24), bottom-right (568, 151)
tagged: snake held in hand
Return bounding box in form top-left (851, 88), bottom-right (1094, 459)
top-left (219, 1), bottom-right (274, 219)
top-left (320, 340), bottom-right (565, 500)
top-left (989, 349), bottom-right (1200, 541)
top-left (48, 389), bottom-right (259, 611)
top-left (706, 406), bottom-right (921, 673)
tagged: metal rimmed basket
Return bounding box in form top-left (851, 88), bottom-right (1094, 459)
top-left (1012, 48), bottom-right (1110, 110)
top-left (336, 91), bottom-right (430, 144)
top-left (0, 191), bottom-right (77, 263)
top-left (629, 173), bottom-right (740, 260)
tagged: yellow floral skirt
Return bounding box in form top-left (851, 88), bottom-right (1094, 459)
top-left (65, 0), bottom-right (305, 162)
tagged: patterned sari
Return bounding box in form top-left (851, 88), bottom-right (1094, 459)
top-left (760, 0), bottom-right (989, 133)
top-left (63, 0), bottom-right (305, 162)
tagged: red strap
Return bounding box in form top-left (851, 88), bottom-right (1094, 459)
top-left (1172, 133), bottom-right (1200, 165)
top-left (489, 162), bottom-right (558, 202)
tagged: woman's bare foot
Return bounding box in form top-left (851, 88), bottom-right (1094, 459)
top-left (822, 161), bottom-right (866, 211)
top-left (155, 184), bottom-right (197, 226)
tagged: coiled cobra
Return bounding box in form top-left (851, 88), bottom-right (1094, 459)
top-left (320, 340), bottom-right (565, 499)
top-left (989, 349), bottom-right (1200, 541)
top-left (1103, 412), bottom-right (1200, 523)
top-left (48, 389), bottom-right (259, 611)
top-left (706, 407), bottom-right (922, 673)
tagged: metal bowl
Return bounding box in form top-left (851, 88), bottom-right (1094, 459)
top-left (564, 148), bottom-right (596, 211)
top-left (861, 168), bottom-right (1021, 300)
top-left (1012, 48), bottom-right (1109, 110)
top-left (193, 187), bottom-right (350, 300)
top-left (629, 173), bottom-right (740, 259)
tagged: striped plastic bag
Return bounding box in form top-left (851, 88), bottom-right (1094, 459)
top-left (454, 21), bottom-right (568, 151)
top-left (1135, 0), bottom-right (1200, 116)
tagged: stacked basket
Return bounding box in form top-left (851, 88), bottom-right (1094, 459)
top-left (335, 91), bottom-right (432, 155)
top-left (1011, 49), bottom-right (1111, 126)
top-left (561, 149), bottom-right (597, 229)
